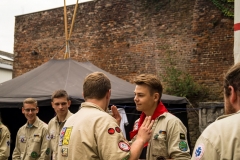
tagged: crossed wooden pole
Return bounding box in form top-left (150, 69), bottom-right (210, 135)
top-left (63, 0), bottom-right (79, 59)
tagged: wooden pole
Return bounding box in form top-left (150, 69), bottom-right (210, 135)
top-left (64, 0), bottom-right (69, 59)
top-left (69, 0), bottom-right (79, 39)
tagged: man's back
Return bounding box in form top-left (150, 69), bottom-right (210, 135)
top-left (192, 111), bottom-right (240, 160)
top-left (58, 102), bottom-right (131, 160)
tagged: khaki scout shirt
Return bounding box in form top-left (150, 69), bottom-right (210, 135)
top-left (58, 102), bottom-right (130, 160)
top-left (48, 111), bottom-right (73, 160)
top-left (0, 123), bottom-right (10, 160)
top-left (191, 111), bottom-right (240, 160)
top-left (132, 112), bottom-right (191, 160)
top-left (12, 117), bottom-right (50, 160)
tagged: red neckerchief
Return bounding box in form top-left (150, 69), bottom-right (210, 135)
top-left (129, 102), bottom-right (168, 147)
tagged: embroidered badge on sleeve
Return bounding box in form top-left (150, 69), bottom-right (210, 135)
top-left (194, 144), bottom-right (204, 160)
top-left (180, 133), bottom-right (186, 140)
top-left (108, 128), bottom-right (115, 135)
top-left (118, 141), bottom-right (130, 152)
top-left (115, 127), bottom-right (121, 133)
top-left (179, 141), bottom-right (188, 152)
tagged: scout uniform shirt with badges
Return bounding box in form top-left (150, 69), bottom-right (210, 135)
top-left (57, 102), bottom-right (130, 160)
top-left (0, 123), bottom-right (10, 160)
top-left (48, 110), bottom-right (73, 160)
top-left (146, 112), bottom-right (191, 160)
top-left (12, 117), bottom-right (50, 160)
top-left (192, 111), bottom-right (240, 160)
top-left (130, 104), bottom-right (191, 160)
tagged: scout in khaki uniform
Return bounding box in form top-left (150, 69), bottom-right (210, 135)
top-left (131, 74), bottom-right (191, 160)
top-left (48, 90), bottom-right (73, 160)
top-left (12, 98), bottom-right (50, 160)
top-left (192, 62), bottom-right (240, 160)
top-left (0, 122), bottom-right (10, 160)
top-left (58, 72), bottom-right (154, 160)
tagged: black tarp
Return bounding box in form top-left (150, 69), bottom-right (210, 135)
top-left (0, 59), bottom-right (187, 108)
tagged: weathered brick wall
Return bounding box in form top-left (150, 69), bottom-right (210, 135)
top-left (14, 0), bottom-right (234, 91)
top-left (13, 0), bottom-right (234, 151)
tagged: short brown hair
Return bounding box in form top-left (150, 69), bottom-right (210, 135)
top-left (224, 62), bottom-right (240, 97)
top-left (51, 89), bottom-right (69, 101)
top-left (134, 74), bottom-right (163, 99)
top-left (83, 72), bottom-right (111, 100)
top-left (23, 98), bottom-right (37, 107)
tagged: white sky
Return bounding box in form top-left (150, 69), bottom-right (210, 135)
top-left (0, 0), bottom-right (89, 54)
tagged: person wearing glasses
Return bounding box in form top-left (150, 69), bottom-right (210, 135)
top-left (48, 90), bottom-right (73, 160)
top-left (12, 98), bottom-right (50, 160)
top-left (0, 119), bottom-right (10, 160)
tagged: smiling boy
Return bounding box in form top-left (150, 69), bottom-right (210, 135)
top-left (12, 98), bottom-right (50, 160)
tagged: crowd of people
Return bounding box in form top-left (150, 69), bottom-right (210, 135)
top-left (0, 62), bottom-right (240, 160)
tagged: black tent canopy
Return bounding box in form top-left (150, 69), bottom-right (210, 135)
top-left (0, 59), bottom-right (187, 108)
top-left (0, 59), bottom-right (190, 158)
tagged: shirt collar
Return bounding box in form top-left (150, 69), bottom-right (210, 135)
top-left (80, 102), bottom-right (106, 112)
top-left (26, 116), bottom-right (39, 128)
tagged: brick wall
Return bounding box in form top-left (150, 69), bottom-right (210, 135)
top-left (14, 0), bottom-right (233, 94)
top-left (13, 0), bottom-right (234, 151)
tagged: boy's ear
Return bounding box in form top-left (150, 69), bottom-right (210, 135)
top-left (154, 93), bottom-right (160, 102)
top-left (229, 86), bottom-right (237, 104)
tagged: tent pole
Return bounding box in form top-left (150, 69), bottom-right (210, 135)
top-left (68, 0), bottom-right (79, 40)
top-left (64, 0), bottom-right (69, 59)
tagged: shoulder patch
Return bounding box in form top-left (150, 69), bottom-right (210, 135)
top-left (115, 127), bottom-right (121, 133)
top-left (194, 144), bottom-right (205, 160)
top-left (108, 128), bottom-right (115, 135)
top-left (179, 141), bottom-right (188, 152)
top-left (180, 133), bottom-right (186, 140)
top-left (118, 141), bottom-right (130, 152)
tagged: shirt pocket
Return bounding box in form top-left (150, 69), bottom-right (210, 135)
top-left (33, 134), bottom-right (41, 143)
top-left (151, 133), bottom-right (168, 159)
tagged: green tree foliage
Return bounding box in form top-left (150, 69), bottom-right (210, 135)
top-left (210, 0), bottom-right (234, 18)
top-left (162, 54), bottom-right (209, 99)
